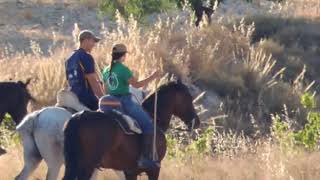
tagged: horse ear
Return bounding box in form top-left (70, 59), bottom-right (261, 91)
top-left (25, 78), bottom-right (32, 87)
top-left (173, 74), bottom-right (182, 84)
top-left (169, 74), bottom-right (175, 82)
top-left (159, 73), bottom-right (169, 86)
top-left (177, 78), bottom-right (182, 84)
top-left (17, 78), bottom-right (32, 88)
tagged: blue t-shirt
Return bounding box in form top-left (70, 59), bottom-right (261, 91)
top-left (65, 48), bottom-right (98, 110)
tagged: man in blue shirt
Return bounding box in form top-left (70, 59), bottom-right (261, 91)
top-left (65, 30), bottom-right (104, 110)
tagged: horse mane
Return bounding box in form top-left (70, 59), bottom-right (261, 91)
top-left (142, 80), bottom-right (190, 115)
top-left (143, 80), bottom-right (188, 102)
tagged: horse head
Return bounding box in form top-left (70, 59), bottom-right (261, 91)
top-left (170, 79), bottom-right (200, 131)
top-left (143, 78), bottom-right (200, 132)
top-left (17, 78), bottom-right (36, 103)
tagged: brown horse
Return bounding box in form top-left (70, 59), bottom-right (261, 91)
top-left (63, 80), bottom-right (200, 180)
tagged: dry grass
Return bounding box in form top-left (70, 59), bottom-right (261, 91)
top-left (281, 0), bottom-right (320, 19)
top-left (160, 149), bottom-right (320, 180)
top-left (33, 0), bottom-right (101, 8)
top-left (245, 15), bottom-right (320, 84)
top-left (0, 147), bottom-right (119, 180)
top-left (0, 3), bottom-right (310, 132)
top-left (1, 143), bottom-right (320, 180)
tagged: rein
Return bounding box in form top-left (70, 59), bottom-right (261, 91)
top-left (152, 83), bottom-right (158, 161)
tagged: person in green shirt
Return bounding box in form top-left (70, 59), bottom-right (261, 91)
top-left (101, 43), bottom-right (160, 169)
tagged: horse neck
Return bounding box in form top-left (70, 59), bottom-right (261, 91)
top-left (142, 90), bottom-right (175, 132)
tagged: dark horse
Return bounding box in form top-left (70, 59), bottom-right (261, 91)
top-left (63, 80), bottom-right (200, 180)
top-left (0, 79), bottom-right (34, 155)
top-left (194, 0), bottom-right (225, 26)
top-left (194, 5), bottom-right (214, 26)
top-left (0, 79), bottom-right (35, 125)
top-left (177, 0), bottom-right (224, 26)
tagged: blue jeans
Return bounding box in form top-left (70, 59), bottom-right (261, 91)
top-left (118, 95), bottom-right (154, 134)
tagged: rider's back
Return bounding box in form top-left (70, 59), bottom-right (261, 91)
top-left (65, 48), bottom-right (97, 110)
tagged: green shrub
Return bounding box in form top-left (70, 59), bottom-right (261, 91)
top-left (99, 0), bottom-right (177, 21)
top-left (271, 114), bottom-right (295, 151)
top-left (0, 114), bottom-right (20, 148)
top-left (187, 127), bottom-right (214, 155)
top-left (166, 127), bottom-right (214, 160)
top-left (166, 125), bottom-right (254, 159)
top-left (272, 93), bottom-right (320, 151)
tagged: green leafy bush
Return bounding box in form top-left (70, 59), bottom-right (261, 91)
top-left (187, 127), bottom-right (214, 155)
top-left (272, 93), bottom-right (320, 150)
top-left (166, 127), bottom-right (214, 160)
top-left (0, 114), bottom-right (20, 148)
top-left (99, 0), bottom-right (177, 20)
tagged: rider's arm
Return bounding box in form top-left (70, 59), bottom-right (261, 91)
top-left (81, 54), bottom-right (104, 98)
top-left (86, 73), bottom-right (104, 98)
top-left (128, 71), bottom-right (159, 88)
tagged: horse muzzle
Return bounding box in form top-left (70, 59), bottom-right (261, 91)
top-left (188, 116), bottom-right (200, 132)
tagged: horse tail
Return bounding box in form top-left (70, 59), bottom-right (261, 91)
top-left (16, 110), bottom-right (40, 133)
top-left (63, 114), bottom-right (81, 180)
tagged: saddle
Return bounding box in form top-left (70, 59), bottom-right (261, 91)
top-left (55, 89), bottom-right (90, 113)
top-left (55, 89), bottom-right (142, 134)
top-left (99, 95), bottom-right (142, 135)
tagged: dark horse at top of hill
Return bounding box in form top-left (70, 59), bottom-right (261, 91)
top-left (177, 0), bottom-right (224, 26)
top-left (63, 80), bottom-right (200, 180)
top-left (0, 79), bottom-right (35, 125)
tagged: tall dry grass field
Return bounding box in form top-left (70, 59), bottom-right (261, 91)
top-left (0, 12), bottom-right (306, 131)
top-left (1, 0), bottom-right (320, 179)
top-left (282, 0), bottom-right (320, 19)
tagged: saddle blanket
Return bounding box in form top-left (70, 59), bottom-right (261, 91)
top-left (56, 89), bottom-right (142, 134)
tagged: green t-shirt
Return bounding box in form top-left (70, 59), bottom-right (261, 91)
top-left (102, 62), bottom-right (133, 95)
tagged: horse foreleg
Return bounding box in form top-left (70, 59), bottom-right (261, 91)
top-left (146, 167), bottom-right (160, 180)
top-left (124, 171), bottom-right (138, 180)
top-left (15, 132), bottom-right (42, 180)
top-left (0, 113), bottom-right (5, 156)
top-left (0, 112), bottom-right (4, 125)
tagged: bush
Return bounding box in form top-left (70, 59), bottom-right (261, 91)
top-left (166, 124), bottom-right (255, 160)
top-left (245, 15), bottom-right (320, 83)
top-left (0, 114), bottom-right (20, 148)
top-left (272, 93), bottom-right (320, 151)
top-left (99, 0), bottom-right (177, 20)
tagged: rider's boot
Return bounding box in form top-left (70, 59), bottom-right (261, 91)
top-left (137, 134), bottom-right (160, 169)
